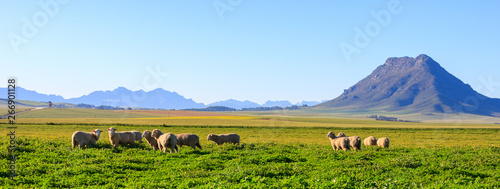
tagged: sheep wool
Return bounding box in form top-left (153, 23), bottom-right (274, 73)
top-left (364, 136), bottom-right (377, 146)
top-left (72, 129), bottom-right (101, 149)
top-left (207, 133), bottom-right (240, 145)
top-left (176, 133), bottom-right (202, 150)
top-left (152, 129), bottom-right (178, 153)
top-left (132, 131), bottom-right (143, 143)
top-left (142, 130), bottom-right (159, 150)
top-left (107, 127), bottom-right (137, 148)
top-left (326, 131), bottom-right (350, 151)
top-left (336, 132), bottom-right (361, 151)
top-left (377, 137), bottom-right (390, 148)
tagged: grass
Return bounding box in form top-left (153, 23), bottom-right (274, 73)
top-left (1, 136), bottom-right (499, 188)
top-left (1, 124), bottom-right (499, 148)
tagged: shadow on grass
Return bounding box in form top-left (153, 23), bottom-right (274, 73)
top-left (183, 150), bottom-right (210, 155)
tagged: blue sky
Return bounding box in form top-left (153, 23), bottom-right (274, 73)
top-left (1, 1), bottom-right (499, 104)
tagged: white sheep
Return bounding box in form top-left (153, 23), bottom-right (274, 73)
top-left (326, 131), bottom-right (350, 151)
top-left (132, 131), bottom-right (143, 143)
top-left (176, 133), bottom-right (202, 150)
top-left (377, 137), bottom-right (390, 148)
top-left (107, 127), bottom-right (137, 148)
top-left (336, 132), bottom-right (362, 151)
top-left (142, 130), bottom-right (158, 150)
top-left (152, 129), bottom-right (178, 153)
top-left (72, 129), bottom-right (101, 149)
top-left (364, 136), bottom-right (377, 146)
top-left (207, 133), bottom-right (240, 145)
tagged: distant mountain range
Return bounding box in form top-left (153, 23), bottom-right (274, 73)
top-left (317, 54), bottom-right (500, 117)
top-left (0, 87), bottom-right (323, 110)
top-left (207, 99), bottom-right (325, 109)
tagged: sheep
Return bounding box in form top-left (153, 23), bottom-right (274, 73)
top-left (132, 131), bottom-right (143, 143)
top-left (377, 137), bottom-right (390, 148)
top-left (72, 129), bottom-right (101, 149)
top-left (326, 131), bottom-right (350, 151)
top-left (152, 129), bottom-right (178, 153)
top-left (142, 130), bottom-right (158, 150)
top-left (207, 133), bottom-right (240, 145)
top-left (336, 132), bottom-right (362, 151)
top-left (107, 127), bottom-right (137, 148)
top-left (176, 133), bottom-right (202, 150)
top-left (364, 136), bottom-right (377, 146)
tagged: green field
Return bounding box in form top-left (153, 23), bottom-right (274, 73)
top-left (1, 108), bottom-right (500, 188)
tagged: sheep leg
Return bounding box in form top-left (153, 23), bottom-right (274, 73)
top-left (196, 142), bottom-right (202, 150)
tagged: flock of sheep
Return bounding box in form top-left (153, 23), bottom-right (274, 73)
top-left (71, 128), bottom-right (389, 153)
top-left (327, 131), bottom-right (390, 151)
top-left (71, 127), bottom-right (240, 153)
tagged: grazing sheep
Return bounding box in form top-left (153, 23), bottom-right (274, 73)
top-left (326, 131), bottom-right (350, 151)
top-left (152, 129), bottom-right (178, 153)
top-left (207, 133), bottom-right (240, 145)
top-left (107, 127), bottom-right (137, 148)
top-left (72, 129), bottom-right (101, 149)
top-left (176, 133), bottom-right (202, 150)
top-left (364, 136), bottom-right (377, 146)
top-left (336, 132), bottom-right (362, 151)
top-left (142, 130), bottom-right (158, 150)
top-left (132, 131), bottom-right (143, 143)
top-left (377, 137), bottom-right (390, 148)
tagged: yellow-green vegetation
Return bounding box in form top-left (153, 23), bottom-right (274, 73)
top-left (4, 108), bottom-right (499, 128)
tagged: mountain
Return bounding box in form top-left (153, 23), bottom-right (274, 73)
top-left (317, 54), bottom-right (500, 116)
top-left (0, 87), bottom-right (65, 102)
top-left (65, 87), bottom-right (205, 109)
top-left (208, 100), bottom-right (327, 109)
top-left (263, 100), bottom-right (293, 107)
top-left (297, 100), bottom-right (327, 106)
top-left (208, 99), bottom-right (261, 109)
top-left (0, 86), bottom-right (205, 109)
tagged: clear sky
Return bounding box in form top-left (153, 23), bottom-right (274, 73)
top-left (1, 1), bottom-right (499, 104)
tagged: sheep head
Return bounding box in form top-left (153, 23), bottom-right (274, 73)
top-left (336, 132), bottom-right (347, 138)
top-left (107, 127), bottom-right (117, 133)
top-left (93, 129), bottom-right (102, 139)
top-left (327, 131), bottom-right (335, 139)
top-left (142, 130), bottom-right (152, 139)
top-left (207, 134), bottom-right (213, 141)
top-left (151, 129), bottom-right (163, 139)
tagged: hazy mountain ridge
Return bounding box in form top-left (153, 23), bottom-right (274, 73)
top-left (317, 54), bottom-right (500, 116)
top-left (0, 87), bottom-right (324, 110)
top-left (0, 87), bottom-right (204, 109)
top-left (208, 99), bottom-right (325, 109)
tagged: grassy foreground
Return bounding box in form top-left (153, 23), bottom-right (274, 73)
top-left (1, 136), bottom-right (499, 188)
top-left (1, 109), bottom-right (499, 188)
top-left (0, 123), bottom-right (499, 188)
